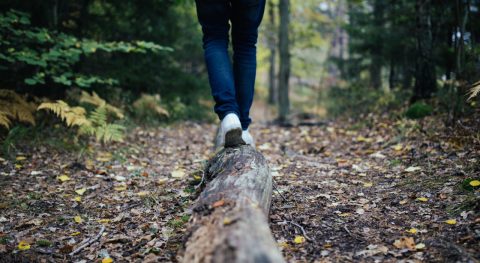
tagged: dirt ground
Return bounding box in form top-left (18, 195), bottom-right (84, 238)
top-left (0, 115), bottom-right (479, 262)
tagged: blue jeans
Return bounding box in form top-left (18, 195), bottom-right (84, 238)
top-left (195, 0), bottom-right (266, 130)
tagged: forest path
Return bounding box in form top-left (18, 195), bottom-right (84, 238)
top-left (0, 117), bottom-right (479, 262)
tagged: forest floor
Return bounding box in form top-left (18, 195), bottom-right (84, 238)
top-left (0, 114), bottom-right (479, 262)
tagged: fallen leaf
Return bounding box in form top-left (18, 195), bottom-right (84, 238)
top-left (74, 216), bottom-right (83, 224)
top-left (415, 243), bottom-right (426, 249)
top-left (16, 156), bottom-right (27, 161)
top-left (96, 152), bottom-right (112, 162)
top-left (75, 188), bottom-right (87, 196)
top-left (405, 166), bottom-right (421, 173)
top-left (363, 182), bottom-right (373, 187)
top-left (70, 232), bottom-right (81, 236)
top-left (98, 219), bottom-right (110, 224)
top-left (416, 197), bottom-right (428, 202)
top-left (171, 169), bottom-right (185, 179)
top-left (58, 175), bottom-right (70, 182)
top-left (469, 180), bottom-right (480, 187)
top-left (294, 236), bottom-right (306, 244)
top-left (392, 144), bottom-right (403, 151)
top-left (136, 191), bottom-right (150, 197)
top-left (406, 228), bottom-right (418, 234)
top-left (18, 241), bottom-right (30, 250)
top-left (74, 196), bottom-right (82, 202)
top-left (445, 219), bottom-right (456, 225)
top-left (212, 199), bottom-right (225, 208)
top-left (114, 185), bottom-right (127, 191)
top-left (393, 237), bottom-right (415, 250)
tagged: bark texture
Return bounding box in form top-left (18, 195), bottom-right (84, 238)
top-left (182, 145), bottom-right (284, 263)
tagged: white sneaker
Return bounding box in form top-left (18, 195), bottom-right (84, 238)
top-left (215, 113), bottom-right (245, 148)
top-left (242, 129), bottom-right (255, 147)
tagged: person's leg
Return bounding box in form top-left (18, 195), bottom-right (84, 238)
top-left (231, 0), bottom-right (266, 130)
top-left (195, 0), bottom-right (239, 120)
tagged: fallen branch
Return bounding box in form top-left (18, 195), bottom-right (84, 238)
top-left (182, 145), bottom-right (285, 263)
top-left (69, 225), bottom-right (105, 256)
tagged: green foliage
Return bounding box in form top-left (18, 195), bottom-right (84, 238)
top-left (36, 239), bottom-right (52, 247)
top-left (405, 102), bottom-right (433, 119)
top-left (38, 91), bottom-right (125, 144)
top-left (461, 178), bottom-right (480, 192)
top-left (0, 9), bottom-right (171, 90)
top-left (326, 83), bottom-right (409, 117)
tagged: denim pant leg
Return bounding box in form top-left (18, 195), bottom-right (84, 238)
top-left (231, 0), bottom-right (266, 130)
top-left (195, 0), bottom-right (240, 120)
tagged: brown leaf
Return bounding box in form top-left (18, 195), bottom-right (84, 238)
top-left (212, 199), bottom-right (225, 208)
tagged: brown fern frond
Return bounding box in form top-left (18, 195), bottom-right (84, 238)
top-left (80, 91), bottom-right (124, 119)
top-left (0, 111), bottom-right (11, 129)
top-left (467, 81), bottom-right (480, 101)
top-left (0, 89), bottom-right (36, 126)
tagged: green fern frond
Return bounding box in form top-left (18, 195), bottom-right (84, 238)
top-left (89, 106), bottom-right (108, 126)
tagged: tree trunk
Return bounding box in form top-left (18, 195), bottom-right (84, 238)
top-left (182, 146), bottom-right (285, 263)
top-left (277, 0), bottom-right (290, 123)
top-left (268, 0), bottom-right (277, 105)
top-left (370, 0), bottom-right (384, 90)
top-left (413, 0), bottom-right (436, 100)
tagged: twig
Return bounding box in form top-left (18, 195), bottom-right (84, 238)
top-left (69, 225), bottom-right (105, 256)
top-left (272, 178), bottom-right (288, 202)
top-left (286, 220), bottom-right (312, 241)
top-left (194, 169), bottom-right (206, 190)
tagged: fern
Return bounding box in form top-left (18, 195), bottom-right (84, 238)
top-left (79, 91), bottom-right (124, 119)
top-left (0, 111), bottom-right (11, 129)
top-left (0, 89), bottom-right (36, 129)
top-left (37, 100), bottom-right (90, 127)
top-left (77, 106), bottom-right (124, 143)
top-left (132, 93), bottom-right (170, 118)
top-left (467, 81), bottom-right (480, 101)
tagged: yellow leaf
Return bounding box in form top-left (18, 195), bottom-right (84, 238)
top-left (406, 228), bottom-right (418, 234)
top-left (74, 196), bottom-right (82, 202)
top-left (416, 197), bottom-right (428, 202)
top-left (114, 185), bottom-right (127, 191)
top-left (392, 144), bottom-right (403, 151)
top-left (74, 216), bottom-right (83, 224)
top-left (136, 191), bottom-right (149, 197)
top-left (102, 257), bottom-right (113, 263)
top-left (399, 199), bottom-right (408, 205)
top-left (363, 182), bottom-right (373, 187)
top-left (294, 236), bottom-right (306, 244)
top-left (96, 152), bottom-right (112, 162)
top-left (15, 164), bottom-right (22, 169)
top-left (18, 241), bottom-right (30, 250)
top-left (338, 213), bottom-right (351, 217)
top-left (469, 180), bottom-right (480, 187)
top-left (98, 219), bottom-right (110, 224)
top-left (16, 156), bottom-right (26, 161)
top-left (70, 232), bottom-right (81, 236)
top-left (75, 188), bottom-right (87, 196)
top-left (445, 219), bottom-right (456, 225)
top-left (58, 175), bottom-right (70, 182)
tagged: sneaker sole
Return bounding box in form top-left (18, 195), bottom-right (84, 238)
top-left (224, 128), bottom-right (245, 147)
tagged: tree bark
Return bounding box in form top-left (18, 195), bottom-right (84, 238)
top-left (277, 0), bottom-right (290, 123)
top-left (413, 0), bottom-right (436, 100)
top-left (267, 0), bottom-right (277, 105)
top-left (182, 146), bottom-right (285, 263)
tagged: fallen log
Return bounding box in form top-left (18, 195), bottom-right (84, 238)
top-left (182, 145), bottom-right (285, 263)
